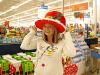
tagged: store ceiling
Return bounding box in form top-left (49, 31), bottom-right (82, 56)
top-left (0, 0), bottom-right (93, 26)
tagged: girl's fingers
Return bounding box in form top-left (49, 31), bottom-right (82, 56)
top-left (32, 25), bottom-right (37, 32)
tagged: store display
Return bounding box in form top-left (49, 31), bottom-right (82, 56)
top-left (1, 53), bottom-right (35, 75)
top-left (9, 30), bottom-right (16, 38)
top-left (0, 36), bottom-right (23, 44)
top-left (0, 56), bottom-right (9, 75)
top-left (0, 0), bottom-right (99, 74)
top-left (0, 37), bottom-right (90, 75)
top-left (70, 38), bottom-right (90, 75)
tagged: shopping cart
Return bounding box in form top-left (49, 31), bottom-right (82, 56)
top-left (84, 48), bottom-right (100, 75)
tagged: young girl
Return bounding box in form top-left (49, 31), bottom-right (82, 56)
top-left (20, 11), bottom-right (76, 75)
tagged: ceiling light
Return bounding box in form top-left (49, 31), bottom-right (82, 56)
top-left (1, 0), bottom-right (61, 21)
top-left (11, 6), bottom-right (16, 9)
top-left (24, 12), bottom-right (29, 14)
top-left (0, 0), bottom-right (31, 15)
top-left (0, 0), bottom-right (61, 23)
top-left (45, 0), bottom-right (61, 5)
top-left (9, 13), bottom-right (38, 21)
top-left (0, 0), bottom-right (2, 2)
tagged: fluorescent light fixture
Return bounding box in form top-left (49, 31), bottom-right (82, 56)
top-left (0, 0), bottom-right (31, 15)
top-left (1, 0), bottom-right (61, 21)
top-left (45, 0), bottom-right (61, 5)
top-left (0, 0), bottom-right (61, 24)
top-left (24, 12), bottom-right (29, 14)
top-left (11, 6), bottom-right (16, 9)
top-left (0, 0), bottom-right (2, 2)
top-left (97, 0), bottom-right (100, 5)
top-left (9, 13), bottom-right (38, 21)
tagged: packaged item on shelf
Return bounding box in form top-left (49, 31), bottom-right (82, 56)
top-left (15, 37), bottom-right (19, 43)
top-left (16, 31), bottom-right (20, 36)
top-left (2, 54), bottom-right (35, 75)
top-left (2, 55), bottom-right (22, 75)
top-left (17, 52), bottom-right (36, 60)
top-left (25, 52), bottom-right (36, 57)
top-left (9, 60), bottom-right (22, 75)
top-left (62, 55), bottom-right (78, 75)
top-left (63, 63), bottom-right (78, 75)
top-left (2, 38), bottom-right (7, 43)
top-left (6, 37), bottom-right (11, 43)
top-left (19, 37), bottom-right (23, 43)
top-left (25, 52), bottom-right (36, 60)
top-left (0, 38), bottom-right (2, 43)
top-left (11, 37), bottom-right (15, 43)
top-left (14, 56), bottom-right (34, 75)
top-left (0, 57), bottom-right (9, 75)
top-left (9, 30), bottom-right (16, 38)
top-left (70, 38), bottom-right (91, 75)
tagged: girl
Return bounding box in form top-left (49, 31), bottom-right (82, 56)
top-left (20, 11), bottom-right (76, 75)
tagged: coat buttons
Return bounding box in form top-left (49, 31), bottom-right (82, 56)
top-left (42, 64), bottom-right (45, 67)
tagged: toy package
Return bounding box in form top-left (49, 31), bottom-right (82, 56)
top-left (0, 38), bottom-right (2, 43)
top-left (0, 56), bottom-right (9, 75)
top-left (6, 37), bottom-right (11, 43)
top-left (11, 37), bottom-right (15, 43)
top-left (2, 38), bottom-right (7, 43)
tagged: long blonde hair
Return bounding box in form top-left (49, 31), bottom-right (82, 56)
top-left (42, 25), bottom-right (61, 44)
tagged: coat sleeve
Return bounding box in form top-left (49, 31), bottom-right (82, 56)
top-left (62, 32), bottom-right (76, 57)
top-left (20, 30), bottom-right (37, 50)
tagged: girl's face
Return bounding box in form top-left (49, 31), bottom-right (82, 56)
top-left (43, 23), bottom-right (55, 36)
top-left (1, 28), bottom-right (5, 33)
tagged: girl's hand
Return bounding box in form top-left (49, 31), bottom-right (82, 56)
top-left (64, 28), bottom-right (71, 33)
top-left (32, 25), bottom-right (37, 32)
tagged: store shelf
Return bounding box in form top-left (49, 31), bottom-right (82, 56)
top-left (0, 43), bottom-right (21, 45)
top-left (9, 30), bottom-right (16, 32)
top-left (9, 33), bottom-right (16, 35)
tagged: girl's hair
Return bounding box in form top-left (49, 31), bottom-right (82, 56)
top-left (0, 25), bottom-right (6, 34)
top-left (42, 25), bottom-right (61, 44)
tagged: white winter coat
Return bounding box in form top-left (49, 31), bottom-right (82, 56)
top-left (20, 30), bottom-right (76, 75)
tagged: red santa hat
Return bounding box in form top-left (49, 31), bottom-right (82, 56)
top-left (35, 11), bottom-right (66, 33)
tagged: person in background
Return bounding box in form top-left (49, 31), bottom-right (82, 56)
top-left (77, 29), bottom-right (84, 36)
top-left (0, 25), bottom-right (7, 38)
top-left (20, 11), bottom-right (76, 75)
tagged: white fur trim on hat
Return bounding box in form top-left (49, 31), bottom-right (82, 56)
top-left (35, 18), bottom-right (66, 29)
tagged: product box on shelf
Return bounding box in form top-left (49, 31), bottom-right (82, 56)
top-left (11, 37), bottom-right (16, 43)
top-left (17, 52), bottom-right (36, 61)
top-left (14, 56), bottom-right (34, 75)
top-left (2, 54), bottom-right (35, 75)
top-left (0, 56), bottom-right (9, 75)
top-left (2, 55), bottom-right (22, 75)
top-left (0, 38), bottom-right (2, 43)
top-left (6, 37), bottom-right (11, 43)
top-left (71, 38), bottom-right (91, 75)
top-left (2, 38), bottom-right (7, 43)
top-left (9, 60), bottom-right (22, 75)
top-left (62, 55), bottom-right (78, 75)
top-left (19, 37), bottom-right (23, 43)
top-left (15, 37), bottom-right (19, 43)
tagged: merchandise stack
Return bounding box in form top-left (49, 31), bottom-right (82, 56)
top-left (0, 56), bottom-right (9, 75)
top-left (0, 36), bottom-right (23, 44)
top-left (0, 52), bottom-right (36, 75)
top-left (9, 30), bottom-right (16, 38)
top-left (62, 55), bottom-right (78, 75)
top-left (71, 38), bottom-right (89, 75)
